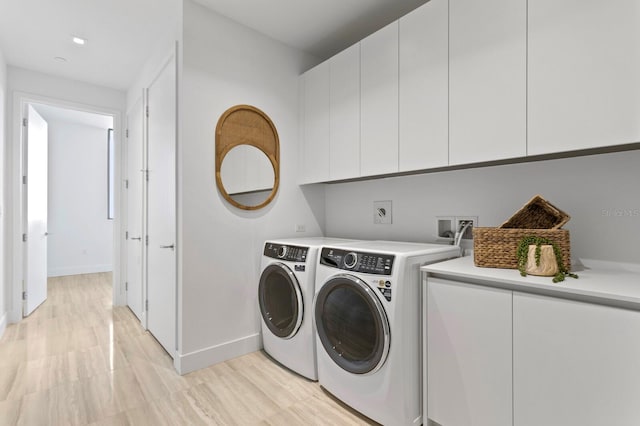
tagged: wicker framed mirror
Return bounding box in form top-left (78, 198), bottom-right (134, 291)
top-left (215, 105), bottom-right (280, 210)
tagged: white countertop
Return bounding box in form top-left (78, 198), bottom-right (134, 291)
top-left (422, 256), bottom-right (640, 310)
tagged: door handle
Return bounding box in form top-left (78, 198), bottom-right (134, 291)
top-left (159, 244), bottom-right (175, 250)
top-left (130, 237), bottom-right (142, 241)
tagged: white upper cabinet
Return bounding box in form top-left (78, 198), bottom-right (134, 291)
top-left (449, 0), bottom-right (527, 165)
top-left (300, 61), bottom-right (330, 183)
top-left (360, 21), bottom-right (399, 177)
top-left (528, 0), bottom-right (640, 155)
top-left (330, 43), bottom-right (361, 180)
top-left (399, 0), bottom-right (449, 172)
top-left (299, 0), bottom-right (638, 184)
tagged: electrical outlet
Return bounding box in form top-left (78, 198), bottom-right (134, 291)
top-left (295, 224), bottom-right (306, 233)
top-left (373, 201), bottom-right (392, 224)
top-left (455, 216), bottom-right (478, 240)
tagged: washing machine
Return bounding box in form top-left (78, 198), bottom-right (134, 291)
top-left (314, 240), bottom-right (459, 425)
top-left (259, 237), bottom-right (357, 380)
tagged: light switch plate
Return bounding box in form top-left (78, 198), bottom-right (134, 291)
top-left (373, 200), bottom-right (392, 224)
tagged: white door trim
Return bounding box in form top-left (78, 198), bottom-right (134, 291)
top-left (124, 92), bottom-right (147, 328)
top-left (9, 91), bottom-right (124, 323)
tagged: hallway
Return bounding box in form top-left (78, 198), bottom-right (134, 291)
top-left (0, 274), bottom-right (375, 425)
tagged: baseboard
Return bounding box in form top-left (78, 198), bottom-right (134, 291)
top-left (0, 312), bottom-right (7, 340)
top-left (48, 264), bottom-right (113, 277)
top-left (175, 333), bottom-right (262, 375)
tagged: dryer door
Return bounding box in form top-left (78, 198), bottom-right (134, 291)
top-left (315, 273), bottom-right (390, 375)
top-left (259, 263), bottom-right (304, 339)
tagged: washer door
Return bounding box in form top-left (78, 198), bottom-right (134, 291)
top-left (259, 263), bottom-right (304, 339)
top-left (315, 274), bottom-right (390, 375)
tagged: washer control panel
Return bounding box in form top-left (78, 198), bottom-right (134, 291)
top-left (320, 247), bottom-right (394, 275)
top-left (263, 243), bottom-right (308, 262)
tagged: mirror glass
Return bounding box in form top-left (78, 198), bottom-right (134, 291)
top-left (220, 145), bottom-right (275, 208)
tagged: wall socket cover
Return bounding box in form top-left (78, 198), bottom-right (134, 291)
top-left (455, 216), bottom-right (478, 240)
top-left (436, 215), bottom-right (478, 240)
top-left (374, 200), bottom-right (392, 224)
top-left (436, 216), bottom-right (455, 239)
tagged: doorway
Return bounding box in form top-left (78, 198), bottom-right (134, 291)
top-left (122, 52), bottom-right (178, 357)
top-left (12, 93), bottom-right (122, 321)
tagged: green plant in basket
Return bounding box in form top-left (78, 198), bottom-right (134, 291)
top-left (516, 236), bottom-right (578, 283)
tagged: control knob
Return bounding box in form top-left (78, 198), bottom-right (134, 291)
top-left (343, 252), bottom-right (358, 269)
top-left (277, 246), bottom-right (288, 258)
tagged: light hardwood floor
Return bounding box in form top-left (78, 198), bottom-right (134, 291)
top-left (0, 273), bottom-right (378, 425)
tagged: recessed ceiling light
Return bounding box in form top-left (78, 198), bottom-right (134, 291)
top-left (54, 56), bottom-right (68, 62)
top-left (72, 36), bottom-right (86, 45)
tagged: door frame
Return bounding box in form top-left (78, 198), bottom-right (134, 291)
top-left (124, 93), bottom-right (148, 328)
top-left (10, 91), bottom-right (123, 322)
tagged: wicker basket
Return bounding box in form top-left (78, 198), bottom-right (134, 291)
top-left (473, 227), bottom-right (571, 270)
top-left (500, 195), bottom-right (570, 229)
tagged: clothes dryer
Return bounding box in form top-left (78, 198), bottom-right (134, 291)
top-left (314, 240), bottom-right (459, 425)
top-left (259, 237), bottom-right (356, 380)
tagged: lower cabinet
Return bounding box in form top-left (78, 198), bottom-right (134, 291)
top-left (425, 277), bottom-right (640, 426)
top-left (427, 278), bottom-right (513, 426)
top-left (513, 293), bottom-right (640, 426)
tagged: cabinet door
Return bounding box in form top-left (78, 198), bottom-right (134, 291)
top-left (528, 0), bottom-right (640, 155)
top-left (399, 0), bottom-right (448, 172)
top-left (514, 293), bottom-right (640, 426)
top-left (360, 21), bottom-right (399, 177)
top-left (427, 278), bottom-right (513, 426)
top-left (300, 62), bottom-right (330, 183)
top-left (330, 43), bottom-right (360, 180)
top-left (449, 0), bottom-right (526, 165)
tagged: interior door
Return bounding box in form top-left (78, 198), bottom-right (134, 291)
top-left (146, 55), bottom-right (177, 356)
top-left (24, 104), bottom-right (48, 316)
top-left (125, 97), bottom-right (145, 321)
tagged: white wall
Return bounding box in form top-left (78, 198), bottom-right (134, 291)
top-left (6, 67), bottom-right (125, 321)
top-left (126, 0), bottom-right (181, 107)
top-left (0, 48), bottom-right (7, 337)
top-left (8, 67), bottom-right (125, 110)
top-left (178, 0), bottom-right (323, 372)
top-left (325, 149), bottom-right (640, 264)
top-left (45, 118), bottom-right (114, 276)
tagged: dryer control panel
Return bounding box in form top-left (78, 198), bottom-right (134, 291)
top-left (320, 247), bottom-right (394, 275)
top-left (263, 243), bottom-right (308, 262)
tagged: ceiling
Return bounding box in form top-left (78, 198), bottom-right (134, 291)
top-left (32, 103), bottom-right (113, 130)
top-left (0, 0), bottom-right (179, 91)
top-left (0, 0), bottom-right (428, 91)
top-left (191, 0), bottom-right (429, 59)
